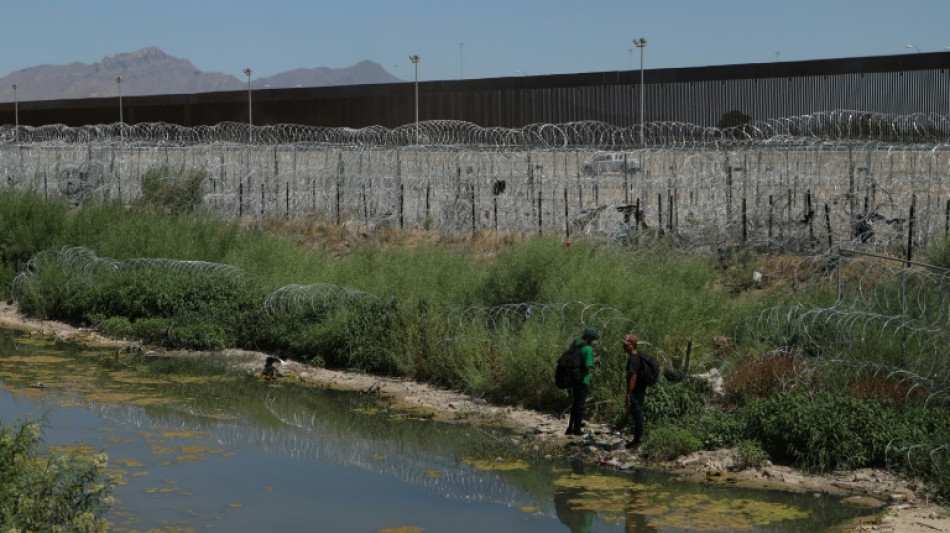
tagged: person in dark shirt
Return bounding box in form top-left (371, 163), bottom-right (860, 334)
top-left (623, 333), bottom-right (647, 448)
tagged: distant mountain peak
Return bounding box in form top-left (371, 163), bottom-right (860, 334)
top-left (0, 47), bottom-right (402, 102)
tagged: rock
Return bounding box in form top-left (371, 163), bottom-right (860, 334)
top-left (782, 473), bottom-right (805, 485)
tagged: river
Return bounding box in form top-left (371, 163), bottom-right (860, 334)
top-left (0, 328), bottom-right (874, 533)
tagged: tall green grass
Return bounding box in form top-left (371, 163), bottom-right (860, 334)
top-left (3, 188), bottom-right (949, 498)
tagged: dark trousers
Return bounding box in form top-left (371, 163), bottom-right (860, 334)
top-left (568, 383), bottom-right (589, 432)
top-left (628, 387), bottom-right (646, 443)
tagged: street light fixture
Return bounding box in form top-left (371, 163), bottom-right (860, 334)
top-left (515, 69), bottom-right (529, 76)
top-left (243, 67), bottom-right (253, 143)
top-left (905, 44), bottom-right (922, 53)
top-left (633, 37), bottom-right (648, 147)
top-left (11, 83), bottom-right (18, 143)
top-left (116, 76), bottom-right (123, 142)
top-left (409, 55), bottom-right (421, 144)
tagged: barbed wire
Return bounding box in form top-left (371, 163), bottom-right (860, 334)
top-left (11, 247), bottom-right (632, 346)
top-left (3, 142), bottom-right (948, 256)
top-left (2, 110), bottom-right (949, 148)
top-left (263, 283), bottom-right (382, 318)
top-left (754, 252), bottom-right (950, 403)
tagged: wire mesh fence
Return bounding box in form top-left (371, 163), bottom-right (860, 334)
top-left (1, 111), bottom-right (949, 256)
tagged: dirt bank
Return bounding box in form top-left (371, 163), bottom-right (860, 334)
top-left (1, 301), bottom-right (946, 533)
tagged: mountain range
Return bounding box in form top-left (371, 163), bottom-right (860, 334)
top-left (0, 47), bottom-right (403, 102)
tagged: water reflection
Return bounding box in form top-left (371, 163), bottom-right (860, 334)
top-left (0, 328), bottom-right (876, 533)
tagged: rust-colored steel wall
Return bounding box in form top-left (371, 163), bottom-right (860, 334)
top-left (3, 52), bottom-right (949, 129)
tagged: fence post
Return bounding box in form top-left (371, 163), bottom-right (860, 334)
top-left (537, 190), bottom-right (543, 235)
top-left (471, 182), bottom-right (477, 232)
top-left (768, 194), bottom-right (774, 240)
top-left (725, 159), bottom-right (733, 225)
top-left (564, 187), bottom-right (570, 239)
top-left (336, 153), bottom-right (344, 225)
top-left (623, 153), bottom-right (630, 204)
top-left (907, 194), bottom-right (916, 262)
top-left (635, 198), bottom-right (640, 230)
top-left (806, 190), bottom-right (814, 245)
top-left (493, 196), bottom-right (498, 231)
top-left (399, 183), bottom-right (405, 229)
top-left (239, 182), bottom-right (244, 217)
top-left (668, 189), bottom-right (673, 231)
top-left (824, 204), bottom-right (832, 248)
top-left (741, 197), bottom-right (747, 245)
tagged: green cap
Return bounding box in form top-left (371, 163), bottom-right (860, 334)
top-left (583, 326), bottom-right (599, 339)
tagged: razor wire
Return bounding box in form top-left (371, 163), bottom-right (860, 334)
top-left (11, 246), bottom-right (634, 354)
top-left (3, 113), bottom-right (950, 256)
top-left (754, 252), bottom-right (950, 402)
top-left (11, 246), bottom-right (253, 295)
top-left (2, 110), bottom-right (949, 147)
top-left (263, 283), bottom-right (382, 318)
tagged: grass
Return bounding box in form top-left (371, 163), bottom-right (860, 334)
top-left (2, 186), bottom-right (949, 499)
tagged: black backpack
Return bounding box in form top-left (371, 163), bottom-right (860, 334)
top-left (555, 343), bottom-right (586, 389)
top-left (637, 352), bottom-right (660, 387)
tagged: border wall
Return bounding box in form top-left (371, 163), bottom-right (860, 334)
top-left (2, 52), bottom-right (949, 129)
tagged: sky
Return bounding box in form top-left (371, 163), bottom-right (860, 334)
top-left (3, 0), bottom-right (950, 83)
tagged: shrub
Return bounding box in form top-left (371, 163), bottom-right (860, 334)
top-left (0, 420), bottom-right (114, 532)
top-left (644, 377), bottom-right (711, 422)
top-left (693, 408), bottom-right (747, 450)
top-left (94, 315), bottom-right (134, 339)
top-left (738, 392), bottom-right (907, 472)
top-left (723, 351), bottom-right (809, 406)
top-left (138, 166), bottom-right (207, 214)
top-left (733, 439), bottom-right (769, 470)
top-left (926, 235), bottom-right (950, 268)
top-left (642, 424), bottom-right (702, 462)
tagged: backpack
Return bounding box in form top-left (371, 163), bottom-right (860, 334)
top-left (637, 352), bottom-right (660, 387)
top-left (555, 343), bottom-right (586, 389)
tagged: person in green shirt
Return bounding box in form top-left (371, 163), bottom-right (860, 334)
top-left (566, 326), bottom-right (598, 436)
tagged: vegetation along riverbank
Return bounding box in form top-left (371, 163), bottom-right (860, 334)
top-left (1, 184), bottom-right (949, 531)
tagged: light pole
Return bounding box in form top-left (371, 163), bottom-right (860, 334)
top-left (243, 67), bottom-right (253, 143)
top-left (459, 42), bottom-right (464, 80)
top-left (905, 44), bottom-right (922, 53)
top-left (409, 55), bottom-right (420, 144)
top-left (633, 37), bottom-right (647, 147)
top-left (116, 76), bottom-right (123, 142)
top-left (11, 83), bottom-right (18, 143)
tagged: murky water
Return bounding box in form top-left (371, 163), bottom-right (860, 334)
top-left (0, 328), bottom-right (876, 533)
